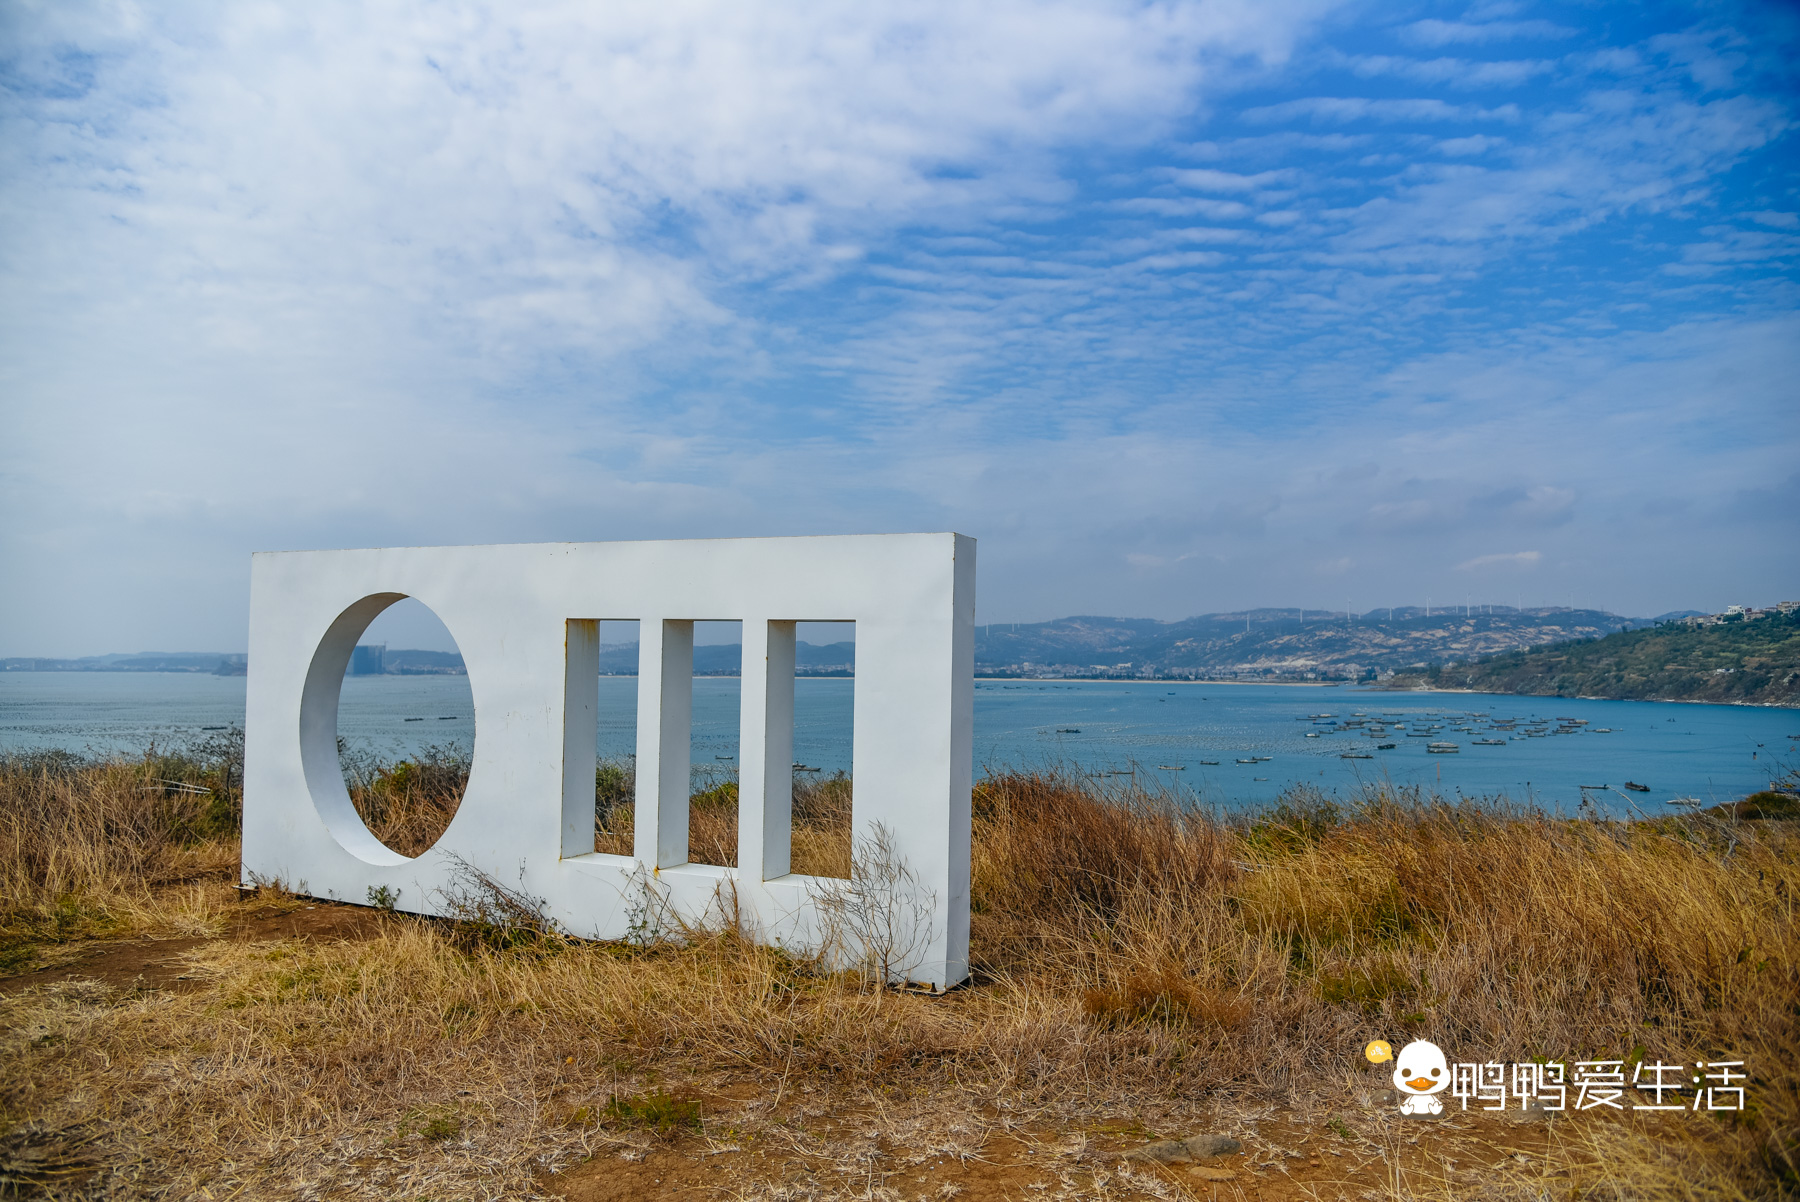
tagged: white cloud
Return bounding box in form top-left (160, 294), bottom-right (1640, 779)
top-left (1401, 19), bottom-right (1577, 48)
top-left (1112, 196), bottom-right (1255, 219)
top-left (1436, 134), bottom-right (1507, 155)
top-left (1, 1), bottom-right (1339, 372)
top-left (1244, 97), bottom-right (1522, 124)
top-left (1306, 87), bottom-right (1790, 267)
top-left (1455, 551), bottom-right (1542, 571)
top-left (1166, 167), bottom-right (1295, 192)
top-left (1341, 53), bottom-right (1554, 88)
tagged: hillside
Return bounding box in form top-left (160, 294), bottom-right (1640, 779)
top-left (0, 652), bottom-right (246, 674)
top-left (1383, 611), bottom-right (1800, 706)
top-left (974, 607), bottom-right (1642, 679)
top-left (594, 639), bottom-right (857, 675)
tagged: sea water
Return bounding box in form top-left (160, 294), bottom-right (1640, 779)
top-left (967, 680), bottom-right (1796, 815)
top-left (2, 672), bottom-right (1794, 815)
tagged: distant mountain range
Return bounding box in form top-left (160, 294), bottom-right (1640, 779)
top-left (3, 607), bottom-right (1687, 682)
top-left (971, 607), bottom-right (1669, 680)
top-left (0, 651), bottom-right (250, 675)
top-left (0, 643), bottom-right (859, 677)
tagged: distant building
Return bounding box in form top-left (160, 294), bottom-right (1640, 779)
top-left (349, 644), bottom-right (387, 675)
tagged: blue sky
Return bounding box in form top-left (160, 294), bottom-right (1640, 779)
top-left (2, 0), bottom-right (1796, 655)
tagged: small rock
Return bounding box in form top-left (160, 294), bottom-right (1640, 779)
top-left (1188, 1166), bottom-right (1238, 1182)
top-left (1507, 1097), bottom-right (1552, 1123)
top-left (1183, 1134), bottom-right (1242, 1159)
top-left (1122, 1134), bottom-right (1242, 1165)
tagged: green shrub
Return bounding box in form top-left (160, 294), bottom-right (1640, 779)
top-left (603, 1090), bottom-right (701, 1136)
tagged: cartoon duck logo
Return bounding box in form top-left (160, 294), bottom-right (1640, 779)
top-left (1389, 1040), bottom-right (1450, 1115)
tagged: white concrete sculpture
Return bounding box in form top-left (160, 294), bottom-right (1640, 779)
top-left (241, 534), bottom-right (975, 989)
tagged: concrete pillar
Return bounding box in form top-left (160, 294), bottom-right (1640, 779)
top-left (635, 619), bottom-right (693, 868)
top-left (738, 620), bottom-right (795, 880)
top-left (560, 619), bottom-right (599, 858)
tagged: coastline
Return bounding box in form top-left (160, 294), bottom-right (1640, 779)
top-left (1380, 682), bottom-right (1800, 709)
top-left (977, 677), bottom-right (1344, 687)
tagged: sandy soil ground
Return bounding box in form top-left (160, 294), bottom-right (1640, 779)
top-left (3, 899), bottom-right (1596, 1201)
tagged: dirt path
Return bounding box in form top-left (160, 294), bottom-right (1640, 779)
top-left (0, 899), bottom-right (385, 997)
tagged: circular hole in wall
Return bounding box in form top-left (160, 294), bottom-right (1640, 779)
top-left (335, 597), bottom-right (474, 857)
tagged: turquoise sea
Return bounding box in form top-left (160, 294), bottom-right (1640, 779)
top-left (2, 672), bottom-right (1794, 815)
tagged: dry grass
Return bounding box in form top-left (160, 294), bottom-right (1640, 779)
top-left (339, 742), bottom-right (468, 858)
top-left (595, 762), bottom-right (854, 878)
top-left (1, 747), bottom-right (1795, 1200)
top-left (0, 745), bottom-right (240, 970)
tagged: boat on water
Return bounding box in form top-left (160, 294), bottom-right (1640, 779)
top-left (1623, 781), bottom-right (1649, 792)
top-left (1057, 728), bottom-right (1081, 733)
top-left (1472, 738), bottom-right (1506, 746)
top-left (1235, 758), bottom-right (1259, 764)
top-left (1197, 760), bottom-right (1220, 766)
top-left (1427, 742), bottom-right (1459, 754)
top-left (1376, 743), bottom-right (1396, 750)
top-left (1666, 797), bottom-right (1702, 807)
top-left (1158, 765), bottom-right (1185, 771)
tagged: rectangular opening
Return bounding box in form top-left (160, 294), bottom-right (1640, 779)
top-left (688, 620), bottom-right (742, 867)
top-left (593, 619), bottom-right (639, 856)
top-left (792, 621), bottom-right (853, 878)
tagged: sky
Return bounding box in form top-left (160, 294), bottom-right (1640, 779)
top-left (2, 0), bottom-right (1797, 656)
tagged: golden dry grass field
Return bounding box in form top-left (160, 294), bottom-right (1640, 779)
top-left (1, 744), bottom-right (1795, 1200)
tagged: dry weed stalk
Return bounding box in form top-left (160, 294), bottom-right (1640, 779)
top-left (809, 823), bottom-right (939, 989)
